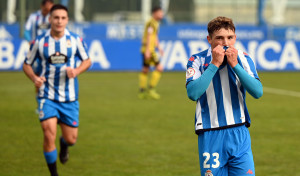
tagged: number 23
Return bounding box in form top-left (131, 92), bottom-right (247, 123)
top-left (203, 152), bottom-right (220, 169)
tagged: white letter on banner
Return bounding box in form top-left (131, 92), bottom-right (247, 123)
top-left (0, 41), bottom-right (14, 69)
top-left (14, 40), bottom-right (30, 69)
top-left (89, 40), bottom-right (110, 69)
top-left (188, 40), bottom-right (209, 56)
top-left (160, 40), bottom-right (173, 68)
top-left (235, 40), bottom-right (258, 64)
top-left (167, 40), bottom-right (188, 70)
top-left (279, 41), bottom-right (300, 70)
top-left (257, 40), bottom-right (280, 70)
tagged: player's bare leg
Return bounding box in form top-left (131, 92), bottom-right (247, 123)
top-left (59, 123), bottom-right (78, 164)
top-left (148, 64), bottom-right (163, 100)
top-left (41, 118), bottom-right (59, 176)
top-left (139, 66), bottom-right (150, 99)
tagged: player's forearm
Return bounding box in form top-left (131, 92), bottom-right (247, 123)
top-left (23, 63), bottom-right (38, 82)
top-left (24, 30), bottom-right (32, 42)
top-left (186, 64), bottom-right (218, 101)
top-left (75, 59), bottom-right (91, 75)
top-left (233, 64), bottom-right (263, 99)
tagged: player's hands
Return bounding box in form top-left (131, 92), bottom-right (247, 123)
top-left (144, 50), bottom-right (151, 60)
top-left (211, 45), bottom-right (225, 67)
top-left (33, 76), bottom-right (46, 88)
top-left (66, 67), bottom-right (78, 78)
top-left (225, 45), bottom-right (238, 68)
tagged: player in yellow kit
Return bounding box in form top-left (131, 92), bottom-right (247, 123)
top-left (139, 6), bottom-right (164, 100)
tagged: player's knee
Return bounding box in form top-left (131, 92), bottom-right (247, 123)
top-left (43, 130), bottom-right (56, 146)
top-left (64, 135), bottom-right (77, 145)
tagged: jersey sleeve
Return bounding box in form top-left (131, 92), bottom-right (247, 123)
top-left (76, 37), bottom-right (89, 61)
top-left (25, 14), bottom-right (34, 31)
top-left (146, 21), bottom-right (157, 35)
top-left (24, 39), bottom-right (39, 65)
top-left (147, 25), bottom-right (154, 34)
top-left (186, 55), bottom-right (202, 86)
top-left (238, 50), bottom-right (260, 80)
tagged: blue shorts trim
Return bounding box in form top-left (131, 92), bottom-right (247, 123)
top-left (37, 98), bottom-right (79, 127)
top-left (198, 125), bottom-right (255, 176)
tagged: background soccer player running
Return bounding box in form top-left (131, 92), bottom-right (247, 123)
top-left (23, 4), bottom-right (91, 176)
top-left (139, 6), bottom-right (164, 100)
top-left (24, 0), bottom-right (54, 42)
top-left (24, 0), bottom-right (54, 99)
top-left (186, 16), bottom-right (263, 176)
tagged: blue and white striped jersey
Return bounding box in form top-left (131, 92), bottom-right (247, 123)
top-left (25, 10), bottom-right (51, 41)
top-left (25, 29), bottom-right (89, 102)
top-left (186, 47), bottom-right (260, 133)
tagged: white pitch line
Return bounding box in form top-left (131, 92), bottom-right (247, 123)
top-left (263, 87), bottom-right (300, 98)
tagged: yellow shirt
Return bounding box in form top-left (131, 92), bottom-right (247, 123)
top-left (141, 18), bottom-right (160, 53)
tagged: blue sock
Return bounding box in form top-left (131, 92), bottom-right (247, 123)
top-left (44, 149), bottom-right (57, 164)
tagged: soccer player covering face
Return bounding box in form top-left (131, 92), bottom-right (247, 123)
top-left (186, 16), bottom-right (263, 176)
top-left (139, 6), bottom-right (164, 100)
top-left (23, 4), bottom-right (91, 176)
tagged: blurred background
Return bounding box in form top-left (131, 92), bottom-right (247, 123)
top-left (1, 0), bottom-right (300, 71)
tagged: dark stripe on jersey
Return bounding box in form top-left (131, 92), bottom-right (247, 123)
top-left (42, 15), bottom-right (46, 23)
top-left (35, 15), bottom-right (39, 39)
top-left (204, 55), bottom-right (211, 70)
top-left (200, 92), bottom-right (211, 129)
top-left (227, 66), bottom-right (242, 124)
top-left (245, 54), bottom-right (260, 80)
top-left (44, 36), bottom-right (50, 98)
top-left (212, 72), bottom-right (227, 127)
top-left (200, 50), bottom-right (208, 73)
top-left (74, 78), bottom-right (79, 100)
top-left (66, 35), bottom-right (72, 63)
top-left (54, 41), bottom-right (61, 101)
top-left (244, 100), bottom-right (251, 125)
top-left (65, 35), bottom-right (72, 102)
top-left (236, 60), bottom-right (250, 125)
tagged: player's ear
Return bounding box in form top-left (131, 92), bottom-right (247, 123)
top-left (233, 34), bottom-right (237, 40)
top-left (207, 35), bottom-right (212, 44)
top-left (232, 34), bottom-right (237, 44)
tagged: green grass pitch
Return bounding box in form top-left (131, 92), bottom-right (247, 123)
top-left (0, 71), bottom-right (299, 176)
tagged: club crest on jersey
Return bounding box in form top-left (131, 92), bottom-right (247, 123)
top-left (49, 52), bottom-right (67, 64)
top-left (186, 67), bottom-right (196, 78)
top-left (39, 110), bottom-right (44, 119)
top-left (66, 39), bottom-right (72, 48)
top-left (205, 170), bottom-right (213, 176)
top-left (39, 23), bottom-right (49, 30)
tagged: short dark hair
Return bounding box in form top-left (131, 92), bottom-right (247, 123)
top-left (41, 0), bottom-right (53, 6)
top-left (50, 4), bottom-right (68, 14)
top-left (152, 6), bottom-right (162, 13)
top-left (207, 16), bottom-right (235, 37)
